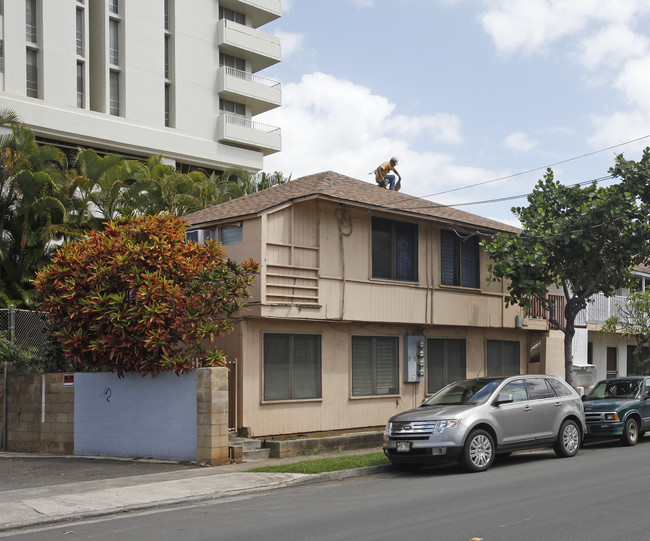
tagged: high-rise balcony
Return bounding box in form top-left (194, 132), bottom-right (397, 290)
top-left (217, 19), bottom-right (281, 73)
top-left (218, 0), bottom-right (281, 28)
top-left (217, 114), bottom-right (281, 156)
top-left (217, 67), bottom-right (281, 115)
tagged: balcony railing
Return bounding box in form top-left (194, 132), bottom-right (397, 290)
top-left (223, 114), bottom-right (280, 134)
top-left (224, 66), bottom-right (281, 89)
top-left (524, 292), bottom-right (631, 328)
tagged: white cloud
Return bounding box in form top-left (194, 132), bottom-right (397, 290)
top-left (503, 131), bottom-right (538, 152)
top-left (274, 31), bottom-right (304, 57)
top-left (578, 24), bottom-right (649, 70)
top-left (261, 72), bottom-right (467, 192)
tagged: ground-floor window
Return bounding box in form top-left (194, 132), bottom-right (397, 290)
top-left (427, 338), bottom-right (466, 394)
top-left (263, 334), bottom-right (321, 401)
top-left (486, 340), bottom-right (520, 376)
top-left (351, 336), bottom-right (399, 396)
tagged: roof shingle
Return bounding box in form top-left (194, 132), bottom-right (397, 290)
top-left (184, 171), bottom-right (520, 234)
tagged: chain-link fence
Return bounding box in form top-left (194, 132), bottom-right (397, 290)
top-left (1, 307), bottom-right (52, 449)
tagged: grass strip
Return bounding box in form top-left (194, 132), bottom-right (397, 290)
top-left (246, 452), bottom-right (390, 474)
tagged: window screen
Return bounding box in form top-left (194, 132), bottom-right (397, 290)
top-left (427, 338), bottom-right (466, 394)
top-left (263, 334), bottom-right (321, 401)
top-left (371, 217), bottom-right (417, 282)
top-left (487, 340), bottom-right (520, 377)
top-left (352, 337), bottom-right (398, 396)
top-left (441, 230), bottom-right (479, 288)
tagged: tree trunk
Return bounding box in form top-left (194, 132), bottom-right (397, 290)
top-left (564, 322), bottom-right (574, 387)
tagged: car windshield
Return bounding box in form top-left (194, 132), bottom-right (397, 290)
top-left (421, 379), bottom-right (504, 406)
top-left (586, 379), bottom-right (642, 400)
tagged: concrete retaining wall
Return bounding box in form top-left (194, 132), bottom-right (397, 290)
top-left (264, 431), bottom-right (384, 458)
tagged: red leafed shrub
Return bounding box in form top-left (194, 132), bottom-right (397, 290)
top-left (35, 214), bottom-right (258, 377)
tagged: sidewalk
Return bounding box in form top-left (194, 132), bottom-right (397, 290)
top-left (0, 447), bottom-right (389, 533)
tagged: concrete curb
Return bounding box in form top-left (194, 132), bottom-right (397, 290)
top-left (0, 464), bottom-right (393, 533)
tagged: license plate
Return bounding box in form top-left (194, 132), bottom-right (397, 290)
top-left (396, 441), bottom-right (411, 452)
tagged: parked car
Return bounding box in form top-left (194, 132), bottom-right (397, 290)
top-left (383, 375), bottom-right (586, 472)
top-left (582, 376), bottom-right (650, 446)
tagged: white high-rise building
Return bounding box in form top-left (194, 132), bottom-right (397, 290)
top-left (0, 0), bottom-right (282, 173)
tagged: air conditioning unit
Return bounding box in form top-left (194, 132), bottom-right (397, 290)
top-left (185, 229), bottom-right (215, 244)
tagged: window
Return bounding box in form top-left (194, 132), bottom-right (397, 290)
top-left (548, 378), bottom-right (573, 397)
top-left (108, 0), bottom-right (119, 14)
top-left (219, 99), bottom-right (245, 117)
top-left (486, 340), bottom-right (520, 377)
top-left (500, 380), bottom-right (528, 402)
top-left (0, 41), bottom-right (4, 74)
top-left (263, 334), bottom-right (321, 401)
top-left (351, 337), bottom-right (398, 396)
top-left (26, 0), bottom-right (37, 43)
top-left (165, 84), bottom-right (171, 127)
top-left (164, 0), bottom-right (169, 30)
top-left (524, 378), bottom-right (554, 400)
top-left (371, 217), bottom-right (418, 282)
top-left (76, 62), bottom-right (85, 108)
top-left (219, 223), bottom-right (242, 245)
top-left (219, 7), bottom-right (245, 24)
top-left (220, 53), bottom-right (245, 72)
top-left (427, 338), bottom-right (466, 394)
top-left (76, 8), bottom-right (84, 55)
top-left (26, 48), bottom-right (39, 98)
top-left (109, 19), bottom-right (119, 65)
top-left (441, 230), bottom-right (479, 288)
top-left (109, 70), bottom-right (120, 115)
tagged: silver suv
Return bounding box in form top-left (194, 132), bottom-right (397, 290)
top-left (383, 375), bottom-right (586, 472)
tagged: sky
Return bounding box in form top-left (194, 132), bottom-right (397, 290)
top-left (257, 0), bottom-right (650, 227)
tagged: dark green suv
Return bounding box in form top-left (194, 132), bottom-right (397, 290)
top-left (582, 377), bottom-right (650, 446)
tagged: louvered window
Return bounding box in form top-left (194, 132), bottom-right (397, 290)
top-left (109, 71), bottom-right (120, 115)
top-left (487, 340), bottom-right (520, 377)
top-left (0, 41), bottom-right (4, 74)
top-left (371, 217), bottom-right (417, 282)
top-left (26, 49), bottom-right (38, 98)
top-left (108, 0), bottom-right (119, 14)
top-left (26, 0), bottom-right (37, 43)
top-left (263, 334), bottom-right (321, 401)
top-left (109, 19), bottom-right (119, 65)
top-left (352, 337), bottom-right (398, 396)
top-left (427, 338), bottom-right (466, 394)
top-left (76, 8), bottom-right (84, 55)
top-left (76, 62), bottom-right (85, 108)
top-left (440, 229), bottom-right (479, 288)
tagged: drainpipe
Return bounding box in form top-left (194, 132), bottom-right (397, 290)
top-left (2, 306), bottom-right (14, 450)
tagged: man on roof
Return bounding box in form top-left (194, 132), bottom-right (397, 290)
top-left (375, 157), bottom-right (402, 191)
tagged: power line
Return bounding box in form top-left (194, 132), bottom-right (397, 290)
top-left (397, 175), bottom-right (613, 211)
top-left (424, 134), bottom-right (650, 198)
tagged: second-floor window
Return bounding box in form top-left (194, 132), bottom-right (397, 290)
top-left (441, 229), bottom-right (479, 288)
top-left (371, 217), bottom-right (417, 282)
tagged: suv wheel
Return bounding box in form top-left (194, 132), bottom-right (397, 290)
top-left (621, 417), bottom-right (639, 446)
top-left (461, 429), bottom-right (495, 472)
top-left (553, 419), bottom-right (580, 458)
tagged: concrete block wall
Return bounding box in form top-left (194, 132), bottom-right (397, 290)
top-left (2, 368), bottom-right (228, 464)
top-left (196, 367), bottom-right (229, 466)
top-left (4, 373), bottom-right (74, 453)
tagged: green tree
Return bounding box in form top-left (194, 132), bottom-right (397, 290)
top-left (601, 290), bottom-right (650, 375)
top-left (483, 163), bottom-right (650, 386)
top-left (0, 123), bottom-right (68, 306)
top-left (34, 214), bottom-right (259, 377)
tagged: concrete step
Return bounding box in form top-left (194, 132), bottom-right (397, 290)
top-left (242, 447), bottom-right (271, 462)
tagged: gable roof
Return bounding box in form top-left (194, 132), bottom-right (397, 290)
top-left (184, 171), bottom-right (520, 234)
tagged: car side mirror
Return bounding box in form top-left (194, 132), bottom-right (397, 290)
top-left (495, 393), bottom-right (514, 406)
top-left (581, 395), bottom-right (587, 401)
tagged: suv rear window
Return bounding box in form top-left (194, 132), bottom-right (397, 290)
top-left (548, 378), bottom-right (573, 397)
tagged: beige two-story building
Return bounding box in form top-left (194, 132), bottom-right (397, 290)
top-left (185, 171), bottom-right (554, 437)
